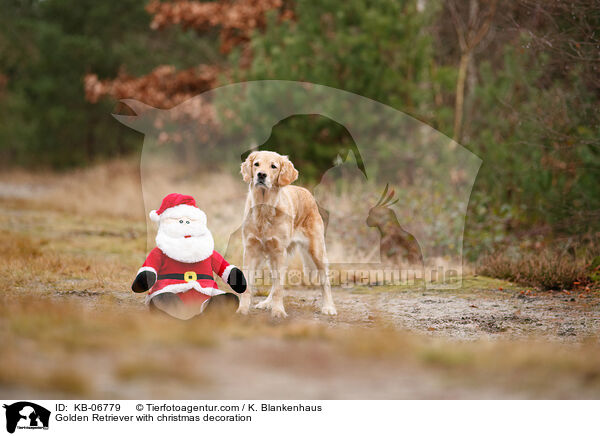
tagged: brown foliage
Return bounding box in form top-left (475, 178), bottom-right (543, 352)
top-left (146, 0), bottom-right (293, 54)
top-left (84, 64), bottom-right (220, 109)
top-left (84, 1), bottom-right (293, 116)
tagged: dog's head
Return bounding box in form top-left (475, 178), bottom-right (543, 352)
top-left (241, 150), bottom-right (298, 189)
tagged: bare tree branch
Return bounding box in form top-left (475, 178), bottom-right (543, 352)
top-left (447, 0), bottom-right (467, 51)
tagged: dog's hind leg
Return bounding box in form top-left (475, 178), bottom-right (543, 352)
top-left (299, 247), bottom-right (318, 287)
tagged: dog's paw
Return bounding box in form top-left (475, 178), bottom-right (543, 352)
top-left (236, 305), bottom-right (250, 315)
top-left (271, 306), bottom-right (288, 318)
top-left (321, 305), bottom-right (337, 316)
top-left (254, 298), bottom-right (272, 310)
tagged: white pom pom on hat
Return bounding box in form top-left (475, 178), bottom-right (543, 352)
top-left (149, 210), bottom-right (160, 222)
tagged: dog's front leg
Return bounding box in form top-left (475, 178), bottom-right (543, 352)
top-left (256, 248), bottom-right (287, 318)
top-left (238, 244), bottom-right (261, 315)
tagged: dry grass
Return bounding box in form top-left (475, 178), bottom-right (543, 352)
top-left (115, 358), bottom-right (209, 385)
top-left (0, 195), bottom-right (146, 301)
top-left (0, 160), bottom-right (144, 220)
top-left (478, 249), bottom-right (592, 290)
top-left (0, 293), bottom-right (220, 395)
top-left (0, 348), bottom-right (91, 396)
top-left (337, 325), bottom-right (600, 378)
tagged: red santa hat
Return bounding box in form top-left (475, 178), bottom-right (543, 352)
top-left (149, 193), bottom-right (206, 223)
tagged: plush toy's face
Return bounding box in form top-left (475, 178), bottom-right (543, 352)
top-left (156, 213), bottom-right (214, 263)
top-left (160, 216), bottom-right (208, 239)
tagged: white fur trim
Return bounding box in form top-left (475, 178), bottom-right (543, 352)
top-left (145, 283), bottom-right (225, 304)
top-left (221, 264), bottom-right (236, 282)
top-left (159, 204), bottom-right (207, 224)
top-left (137, 266), bottom-right (157, 276)
top-left (149, 210), bottom-right (160, 222)
top-left (155, 230), bottom-right (214, 263)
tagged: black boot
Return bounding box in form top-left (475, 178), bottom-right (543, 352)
top-left (203, 293), bottom-right (239, 315)
top-left (149, 292), bottom-right (185, 315)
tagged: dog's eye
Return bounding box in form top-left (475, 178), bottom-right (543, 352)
top-left (254, 162), bottom-right (259, 166)
top-left (179, 220), bottom-right (183, 223)
top-left (186, 221), bottom-right (190, 224)
top-left (271, 164), bottom-right (277, 169)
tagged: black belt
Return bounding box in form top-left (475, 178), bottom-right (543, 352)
top-left (158, 272), bottom-right (215, 282)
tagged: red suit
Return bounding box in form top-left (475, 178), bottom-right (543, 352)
top-left (138, 247), bottom-right (235, 308)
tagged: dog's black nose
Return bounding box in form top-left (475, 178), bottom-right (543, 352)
top-left (257, 172), bottom-right (266, 179)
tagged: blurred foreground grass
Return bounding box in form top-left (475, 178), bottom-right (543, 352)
top-left (2, 288), bottom-right (600, 398)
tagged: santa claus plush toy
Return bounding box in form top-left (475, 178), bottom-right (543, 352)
top-left (131, 193), bottom-right (246, 319)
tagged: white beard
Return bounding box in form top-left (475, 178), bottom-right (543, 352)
top-left (156, 229), bottom-right (215, 263)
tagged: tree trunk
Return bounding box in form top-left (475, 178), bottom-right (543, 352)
top-left (453, 51), bottom-right (471, 143)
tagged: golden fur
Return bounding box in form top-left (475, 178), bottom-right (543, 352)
top-left (238, 151), bottom-right (337, 317)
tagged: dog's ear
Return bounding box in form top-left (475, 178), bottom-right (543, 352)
top-left (277, 156), bottom-right (298, 187)
top-left (241, 152), bottom-right (257, 184)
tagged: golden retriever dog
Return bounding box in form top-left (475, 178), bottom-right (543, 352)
top-left (238, 150), bottom-right (337, 318)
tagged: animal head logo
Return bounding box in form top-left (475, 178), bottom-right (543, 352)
top-left (3, 402), bottom-right (50, 434)
top-left (366, 183), bottom-right (399, 227)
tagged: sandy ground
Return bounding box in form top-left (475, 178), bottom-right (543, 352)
top-left (1, 165), bottom-right (599, 399)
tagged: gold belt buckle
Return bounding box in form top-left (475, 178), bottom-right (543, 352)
top-left (184, 271), bottom-right (197, 282)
